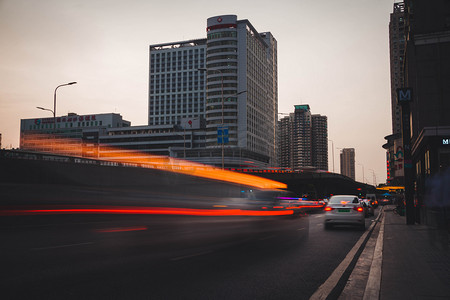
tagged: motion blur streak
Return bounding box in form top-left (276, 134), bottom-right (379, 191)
top-left (0, 205), bottom-right (295, 217)
top-left (95, 226), bottom-right (148, 233)
top-left (21, 134), bottom-right (286, 190)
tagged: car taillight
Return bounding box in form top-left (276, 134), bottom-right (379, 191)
top-left (353, 207), bottom-right (364, 212)
top-left (324, 207), bottom-right (334, 211)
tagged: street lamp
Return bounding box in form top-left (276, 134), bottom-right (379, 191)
top-left (53, 82), bottom-right (77, 132)
top-left (369, 169), bottom-right (377, 186)
top-left (328, 139), bottom-right (335, 173)
top-left (36, 106), bottom-right (54, 115)
top-left (358, 163), bottom-right (365, 183)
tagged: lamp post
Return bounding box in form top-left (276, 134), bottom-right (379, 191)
top-left (36, 106), bottom-right (54, 115)
top-left (369, 169), bottom-right (377, 186)
top-left (198, 68), bottom-right (224, 168)
top-left (328, 139), bottom-right (335, 173)
top-left (53, 82), bottom-right (77, 132)
top-left (358, 163), bottom-right (365, 183)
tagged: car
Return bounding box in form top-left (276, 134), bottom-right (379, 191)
top-left (366, 194), bottom-right (379, 208)
top-left (361, 199), bottom-right (375, 216)
top-left (379, 198), bottom-right (392, 205)
top-left (324, 195), bottom-right (366, 230)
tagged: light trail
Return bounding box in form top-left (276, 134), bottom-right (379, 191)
top-left (0, 205), bottom-right (295, 217)
top-left (21, 133), bottom-right (286, 190)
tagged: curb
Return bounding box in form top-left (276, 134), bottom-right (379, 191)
top-left (309, 207), bottom-right (385, 300)
top-left (363, 212), bottom-right (385, 299)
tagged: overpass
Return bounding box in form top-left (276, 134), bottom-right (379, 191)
top-left (230, 168), bottom-right (376, 199)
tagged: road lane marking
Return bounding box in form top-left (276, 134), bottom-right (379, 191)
top-left (259, 235), bottom-right (275, 241)
top-left (297, 228), bottom-right (305, 231)
top-left (309, 207), bottom-right (384, 300)
top-left (96, 226), bottom-right (147, 233)
top-left (170, 250), bottom-right (212, 261)
top-left (31, 242), bottom-right (94, 251)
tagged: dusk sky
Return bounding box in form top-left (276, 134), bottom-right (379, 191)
top-left (0, 0), bottom-right (395, 184)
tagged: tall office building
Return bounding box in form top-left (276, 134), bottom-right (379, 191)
top-left (148, 15), bottom-right (278, 168)
top-left (277, 105), bottom-right (328, 171)
top-left (149, 39), bottom-right (207, 127)
top-left (311, 114), bottom-right (328, 171)
top-left (383, 2), bottom-right (407, 185)
top-left (277, 114), bottom-right (293, 169)
top-left (292, 105), bottom-right (312, 169)
top-left (402, 0), bottom-right (450, 222)
top-left (204, 15), bottom-right (277, 165)
top-left (340, 148), bottom-right (355, 180)
top-left (389, 2), bottom-right (406, 137)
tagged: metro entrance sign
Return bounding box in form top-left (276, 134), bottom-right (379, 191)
top-left (397, 88), bottom-right (412, 104)
top-left (217, 126), bottom-right (229, 144)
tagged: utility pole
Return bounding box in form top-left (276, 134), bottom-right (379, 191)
top-left (398, 88), bottom-right (415, 224)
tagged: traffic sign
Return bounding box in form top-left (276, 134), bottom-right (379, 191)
top-left (217, 126), bottom-right (229, 144)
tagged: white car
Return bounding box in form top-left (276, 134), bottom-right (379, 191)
top-left (324, 195), bottom-right (366, 230)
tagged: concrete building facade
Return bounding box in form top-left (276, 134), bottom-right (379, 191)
top-left (312, 114), bottom-right (328, 171)
top-left (204, 15), bottom-right (278, 166)
top-left (147, 15), bottom-right (278, 168)
top-left (340, 148), bottom-right (355, 180)
top-left (384, 2), bottom-right (407, 186)
top-left (277, 105), bottom-right (328, 171)
top-left (149, 39), bottom-right (207, 127)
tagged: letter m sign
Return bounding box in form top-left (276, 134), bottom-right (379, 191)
top-left (397, 88), bottom-right (412, 104)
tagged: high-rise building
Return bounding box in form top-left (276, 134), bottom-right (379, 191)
top-left (292, 105), bottom-right (312, 170)
top-left (277, 105), bottom-right (328, 171)
top-left (383, 2), bottom-right (407, 185)
top-left (149, 39), bottom-right (207, 127)
top-left (389, 2), bottom-right (406, 137)
top-left (204, 15), bottom-right (277, 166)
top-left (277, 114), bottom-right (293, 169)
top-left (148, 15), bottom-right (278, 168)
top-left (340, 148), bottom-right (355, 180)
top-left (402, 0), bottom-right (450, 223)
top-left (312, 114), bottom-right (328, 171)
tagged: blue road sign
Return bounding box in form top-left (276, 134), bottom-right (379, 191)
top-left (217, 126), bottom-right (229, 144)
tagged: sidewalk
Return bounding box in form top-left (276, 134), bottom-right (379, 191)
top-left (339, 205), bottom-right (450, 300)
top-left (380, 205), bottom-right (450, 299)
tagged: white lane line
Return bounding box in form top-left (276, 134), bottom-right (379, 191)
top-left (309, 210), bottom-right (382, 300)
top-left (363, 213), bottom-right (385, 300)
top-left (31, 242), bottom-right (94, 251)
top-left (170, 250), bottom-right (212, 261)
top-left (259, 235), bottom-right (275, 241)
top-left (297, 228), bottom-right (306, 231)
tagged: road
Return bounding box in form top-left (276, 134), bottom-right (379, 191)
top-left (1, 193), bottom-right (380, 300)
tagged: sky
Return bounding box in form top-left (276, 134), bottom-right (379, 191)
top-left (0, 0), bottom-right (396, 185)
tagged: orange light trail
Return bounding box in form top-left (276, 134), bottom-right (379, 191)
top-left (21, 134), bottom-right (286, 190)
top-left (0, 205), bottom-right (294, 217)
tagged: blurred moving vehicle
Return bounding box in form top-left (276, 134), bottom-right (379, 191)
top-left (361, 199), bottom-right (375, 217)
top-left (366, 194), bottom-right (378, 208)
top-left (379, 198), bottom-right (392, 205)
top-left (324, 195), bottom-right (366, 230)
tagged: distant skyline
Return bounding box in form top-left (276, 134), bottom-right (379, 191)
top-left (0, 0), bottom-right (395, 184)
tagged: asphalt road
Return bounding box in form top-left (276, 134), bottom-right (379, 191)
top-left (0, 184), bottom-right (379, 299)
